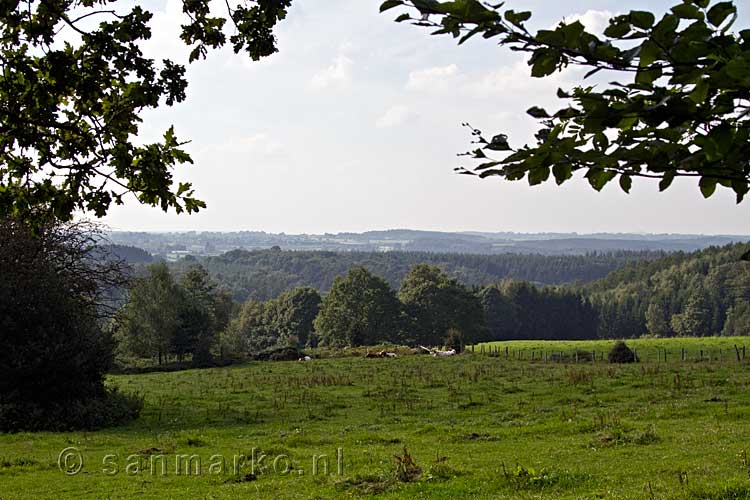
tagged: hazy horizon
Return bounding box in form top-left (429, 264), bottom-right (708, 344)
top-left (104, 227), bottom-right (750, 238)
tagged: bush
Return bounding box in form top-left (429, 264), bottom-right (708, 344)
top-left (608, 341), bottom-right (636, 363)
top-left (253, 346), bottom-right (304, 361)
top-left (0, 388), bottom-right (143, 432)
top-left (0, 219), bottom-right (141, 431)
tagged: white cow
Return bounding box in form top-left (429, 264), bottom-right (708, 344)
top-left (419, 345), bottom-right (457, 357)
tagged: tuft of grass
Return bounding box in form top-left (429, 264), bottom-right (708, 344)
top-left (0, 457), bottom-right (38, 468)
top-left (501, 463), bottom-right (591, 492)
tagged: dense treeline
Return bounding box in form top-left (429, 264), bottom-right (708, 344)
top-left (586, 243), bottom-right (750, 338)
top-left (114, 242), bottom-right (750, 366)
top-left (173, 248), bottom-right (661, 302)
top-left (116, 262), bottom-right (602, 364)
top-left (479, 282), bottom-right (598, 342)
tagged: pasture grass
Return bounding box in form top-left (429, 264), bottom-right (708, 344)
top-left (2, 337), bottom-right (750, 499)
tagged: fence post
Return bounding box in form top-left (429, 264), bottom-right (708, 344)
top-left (735, 345), bottom-right (741, 362)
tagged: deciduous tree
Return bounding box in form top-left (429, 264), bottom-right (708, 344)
top-left (314, 268), bottom-right (403, 347)
top-left (0, 0), bottom-right (290, 222)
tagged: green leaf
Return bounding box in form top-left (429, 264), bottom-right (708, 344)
top-left (639, 40), bottom-right (661, 68)
top-left (486, 134), bottom-right (511, 151)
top-left (528, 166), bottom-right (550, 185)
top-left (552, 164), bottom-right (573, 185)
top-left (529, 49), bottom-right (559, 77)
top-left (689, 79), bottom-right (710, 104)
top-left (394, 13), bottom-right (410, 22)
top-left (671, 4), bottom-right (704, 20)
top-left (380, 0), bottom-right (404, 12)
top-left (618, 115), bottom-right (639, 130)
top-left (699, 177), bottom-right (717, 198)
top-left (629, 11), bottom-right (655, 29)
top-left (586, 168), bottom-right (617, 191)
top-left (707, 2), bottom-right (736, 27)
top-left (635, 66), bottom-right (662, 86)
top-left (652, 14), bottom-right (679, 44)
top-left (504, 10), bottom-right (531, 28)
top-left (619, 174), bottom-right (632, 193)
top-left (527, 106), bottom-right (550, 119)
top-left (659, 172), bottom-right (675, 191)
top-left (604, 21), bottom-right (631, 39)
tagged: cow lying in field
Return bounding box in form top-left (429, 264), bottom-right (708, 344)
top-left (364, 350), bottom-right (398, 358)
top-left (297, 356), bottom-right (312, 362)
top-left (419, 345), bottom-right (457, 357)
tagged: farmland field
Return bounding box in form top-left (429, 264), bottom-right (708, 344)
top-left (3, 337), bottom-right (750, 499)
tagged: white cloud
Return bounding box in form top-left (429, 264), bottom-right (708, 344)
top-left (406, 64), bottom-right (460, 92)
top-left (468, 58), bottom-right (580, 97)
top-left (309, 54), bottom-right (354, 90)
top-left (563, 10), bottom-right (615, 35)
top-left (375, 105), bottom-right (414, 128)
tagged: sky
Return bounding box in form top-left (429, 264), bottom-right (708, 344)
top-left (98, 0), bottom-right (750, 235)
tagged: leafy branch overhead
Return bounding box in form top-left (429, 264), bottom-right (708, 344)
top-left (0, 0), bottom-right (291, 222)
top-left (381, 0), bottom-right (750, 201)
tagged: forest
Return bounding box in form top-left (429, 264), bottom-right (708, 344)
top-left (168, 248), bottom-right (662, 302)
top-left (107, 241), bottom-right (750, 368)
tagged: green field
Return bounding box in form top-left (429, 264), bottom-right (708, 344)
top-left (4, 337), bottom-right (750, 499)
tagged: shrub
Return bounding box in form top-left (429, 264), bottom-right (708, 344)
top-left (0, 388), bottom-right (143, 432)
top-left (608, 341), bottom-right (636, 363)
top-left (0, 219), bottom-right (141, 431)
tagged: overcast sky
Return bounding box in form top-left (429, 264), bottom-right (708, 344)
top-left (99, 0), bottom-right (750, 235)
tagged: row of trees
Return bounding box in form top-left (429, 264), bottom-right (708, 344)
top-left (216, 265), bottom-right (483, 353)
top-left (210, 264), bottom-right (600, 357)
top-left (115, 263), bottom-right (233, 366)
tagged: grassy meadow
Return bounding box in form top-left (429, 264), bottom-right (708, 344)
top-left (3, 337), bottom-right (750, 499)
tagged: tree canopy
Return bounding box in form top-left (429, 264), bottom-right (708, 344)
top-left (381, 0), bottom-right (750, 201)
top-left (0, 0), bottom-right (290, 222)
top-left (314, 267), bottom-right (403, 347)
top-left (398, 264), bottom-right (484, 346)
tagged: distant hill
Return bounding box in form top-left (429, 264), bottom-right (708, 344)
top-left (108, 229), bottom-right (750, 257)
top-left (171, 249), bottom-right (663, 302)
